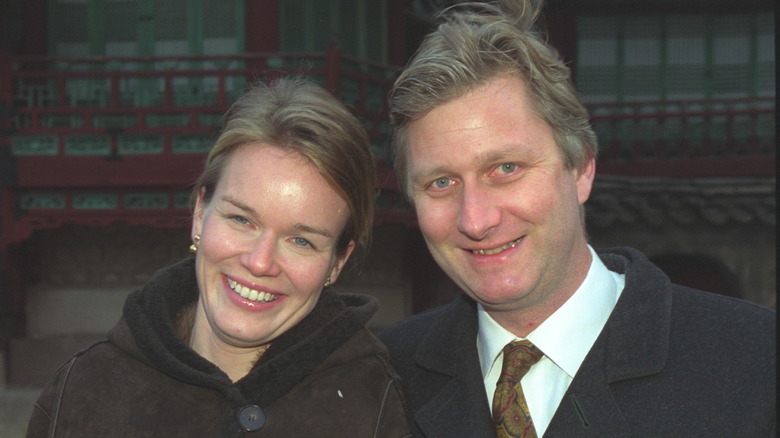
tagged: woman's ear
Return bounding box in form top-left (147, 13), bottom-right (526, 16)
top-left (192, 188), bottom-right (206, 239)
top-left (327, 240), bottom-right (356, 285)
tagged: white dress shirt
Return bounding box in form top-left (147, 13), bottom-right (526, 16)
top-left (477, 246), bottom-right (625, 436)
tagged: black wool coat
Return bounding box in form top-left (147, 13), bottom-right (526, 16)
top-left (27, 258), bottom-right (411, 438)
top-left (380, 247), bottom-right (776, 438)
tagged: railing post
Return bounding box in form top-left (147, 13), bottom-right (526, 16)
top-left (654, 115), bottom-right (666, 160)
top-left (0, 48), bottom-right (21, 335)
top-left (325, 42), bottom-right (341, 97)
top-left (0, 189), bottom-right (27, 337)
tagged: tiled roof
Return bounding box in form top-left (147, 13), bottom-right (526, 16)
top-left (586, 175), bottom-right (776, 228)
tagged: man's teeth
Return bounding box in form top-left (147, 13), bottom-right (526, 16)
top-left (227, 278), bottom-right (279, 303)
top-left (472, 238), bottom-right (521, 255)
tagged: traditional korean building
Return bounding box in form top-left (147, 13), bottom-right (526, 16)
top-left (0, 0), bottom-right (774, 387)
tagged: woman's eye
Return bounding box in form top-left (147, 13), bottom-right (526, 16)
top-left (496, 163), bottom-right (518, 174)
top-left (292, 237), bottom-right (312, 248)
top-left (431, 177), bottom-right (452, 189)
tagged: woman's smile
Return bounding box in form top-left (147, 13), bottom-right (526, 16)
top-left (226, 277), bottom-right (280, 303)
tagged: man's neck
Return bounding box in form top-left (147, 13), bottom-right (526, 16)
top-left (488, 244), bottom-right (593, 338)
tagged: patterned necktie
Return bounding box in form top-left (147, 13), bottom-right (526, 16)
top-left (492, 340), bottom-right (544, 438)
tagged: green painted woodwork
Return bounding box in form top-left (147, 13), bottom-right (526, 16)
top-left (118, 134), bottom-right (163, 155)
top-left (577, 12), bottom-right (774, 102)
top-left (145, 113), bottom-right (189, 127)
top-left (124, 193), bottom-right (169, 209)
top-left (172, 134), bottom-right (213, 154)
top-left (280, 0), bottom-right (387, 63)
top-left (50, 0), bottom-right (243, 56)
top-left (65, 135), bottom-right (111, 156)
top-left (11, 136), bottom-right (59, 156)
top-left (175, 192), bottom-right (193, 209)
top-left (72, 193), bottom-right (117, 209)
top-left (19, 194), bottom-right (67, 210)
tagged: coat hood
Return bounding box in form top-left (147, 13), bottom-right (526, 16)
top-left (108, 257), bottom-right (379, 407)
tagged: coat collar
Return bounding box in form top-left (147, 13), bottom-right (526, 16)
top-left (414, 294), bottom-right (478, 374)
top-left (413, 248), bottom-right (672, 382)
top-left (112, 257), bottom-right (380, 408)
top-left (597, 247), bottom-right (672, 383)
top-left (412, 295), bottom-right (497, 436)
top-left (545, 247), bottom-right (673, 436)
top-left (408, 247), bottom-right (674, 437)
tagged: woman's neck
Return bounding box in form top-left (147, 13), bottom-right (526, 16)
top-left (188, 302), bottom-right (270, 382)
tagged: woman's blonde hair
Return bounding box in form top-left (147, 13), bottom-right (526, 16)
top-left (193, 77), bottom-right (375, 255)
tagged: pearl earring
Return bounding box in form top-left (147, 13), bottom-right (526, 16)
top-left (189, 235), bottom-right (201, 254)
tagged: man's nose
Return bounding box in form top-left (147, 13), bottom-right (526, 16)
top-left (456, 182), bottom-right (501, 241)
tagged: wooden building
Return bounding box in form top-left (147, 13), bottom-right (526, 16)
top-left (0, 0), bottom-right (774, 387)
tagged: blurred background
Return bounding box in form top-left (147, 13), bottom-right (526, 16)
top-left (0, 0), bottom-right (774, 435)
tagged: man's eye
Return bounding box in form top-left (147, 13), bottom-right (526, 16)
top-left (431, 177), bottom-right (452, 189)
top-left (497, 163), bottom-right (518, 174)
top-left (232, 215), bottom-right (250, 225)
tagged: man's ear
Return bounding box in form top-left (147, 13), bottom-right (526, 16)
top-left (575, 156), bottom-right (596, 205)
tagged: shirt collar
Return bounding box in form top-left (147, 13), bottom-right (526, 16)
top-left (478, 246), bottom-right (624, 379)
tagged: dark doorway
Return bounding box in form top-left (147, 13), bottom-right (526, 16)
top-left (650, 254), bottom-right (739, 298)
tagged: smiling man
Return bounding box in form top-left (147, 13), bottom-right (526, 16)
top-left (379, 1), bottom-right (776, 437)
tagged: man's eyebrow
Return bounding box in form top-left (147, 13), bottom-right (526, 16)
top-left (410, 165), bottom-right (451, 186)
top-left (222, 195), bottom-right (335, 239)
top-left (291, 223), bottom-right (334, 239)
top-left (479, 145), bottom-right (527, 164)
top-left (410, 146), bottom-right (524, 185)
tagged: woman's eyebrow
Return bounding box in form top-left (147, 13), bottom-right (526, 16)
top-left (223, 195), bottom-right (334, 239)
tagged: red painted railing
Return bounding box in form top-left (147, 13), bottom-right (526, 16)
top-left (4, 47), bottom-right (414, 247)
top-left (10, 46), bottom-right (397, 160)
top-left (588, 97), bottom-right (775, 177)
top-left (5, 50), bottom-right (775, 234)
top-left (10, 50), bottom-right (775, 173)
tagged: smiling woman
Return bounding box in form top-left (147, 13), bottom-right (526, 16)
top-left (26, 78), bottom-right (411, 438)
top-left (190, 144), bottom-right (355, 379)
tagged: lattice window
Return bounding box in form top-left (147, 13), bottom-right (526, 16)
top-left (576, 12), bottom-right (775, 102)
top-left (280, 0), bottom-right (388, 63)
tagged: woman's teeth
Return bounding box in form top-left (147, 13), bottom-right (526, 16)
top-left (472, 238), bottom-right (521, 255)
top-left (227, 278), bottom-right (279, 303)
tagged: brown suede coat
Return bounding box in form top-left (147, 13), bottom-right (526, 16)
top-left (27, 258), bottom-right (411, 438)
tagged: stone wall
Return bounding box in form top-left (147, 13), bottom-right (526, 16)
top-left (7, 221), bottom-right (416, 386)
top-left (6, 176), bottom-right (775, 387)
top-left (587, 176), bottom-right (775, 308)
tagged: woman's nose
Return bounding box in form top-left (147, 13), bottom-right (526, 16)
top-left (240, 234), bottom-right (281, 277)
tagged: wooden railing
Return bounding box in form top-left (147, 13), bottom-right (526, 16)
top-left (590, 97), bottom-right (774, 158)
top-left (10, 46), bottom-right (398, 160)
top-left (4, 48), bottom-right (416, 239)
top-left (7, 51), bottom-right (774, 177)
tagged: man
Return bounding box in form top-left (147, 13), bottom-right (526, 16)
top-left (379, 1), bottom-right (776, 437)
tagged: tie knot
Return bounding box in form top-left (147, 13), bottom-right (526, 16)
top-left (499, 340), bottom-right (543, 382)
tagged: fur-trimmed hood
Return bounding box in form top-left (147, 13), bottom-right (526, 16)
top-left (28, 257), bottom-right (410, 437)
top-left (109, 257), bottom-right (380, 407)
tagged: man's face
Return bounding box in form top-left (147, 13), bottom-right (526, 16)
top-left (406, 74), bottom-right (595, 326)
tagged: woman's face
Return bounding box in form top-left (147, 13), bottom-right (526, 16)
top-left (191, 143), bottom-right (354, 351)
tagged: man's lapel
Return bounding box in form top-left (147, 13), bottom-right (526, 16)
top-left (413, 295), bottom-right (496, 437)
top-left (546, 249), bottom-right (673, 436)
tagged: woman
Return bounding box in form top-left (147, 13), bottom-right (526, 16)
top-left (26, 78), bottom-right (410, 437)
